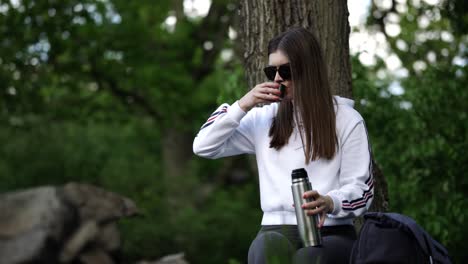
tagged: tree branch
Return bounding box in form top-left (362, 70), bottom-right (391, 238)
top-left (191, 0), bottom-right (237, 82)
top-left (89, 62), bottom-right (162, 122)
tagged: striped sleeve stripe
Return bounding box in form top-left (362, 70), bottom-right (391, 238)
top-left (342, 191), bottom-right (374, 210)
top-left (342, 195), bottom-right (373, 210)
top-left (342, 177), bottom-right (374, 210)
top-left (209, 109), bottom-right (227, 117)
top-left (200, 106), bottom-right (227, 130)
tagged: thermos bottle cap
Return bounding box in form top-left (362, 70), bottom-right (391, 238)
top-left (291, 168), bottom-right (308, 180)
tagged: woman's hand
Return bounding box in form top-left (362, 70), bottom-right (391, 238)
top-left (238, 82), bottom-right (281, 112)
top-left (301, 190), bottom-right (334, 228)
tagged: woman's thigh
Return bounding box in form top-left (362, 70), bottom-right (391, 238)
top-left (293, 234), bottom-right (355, 264)
top-left (248, 231), bottom-right (295, 264)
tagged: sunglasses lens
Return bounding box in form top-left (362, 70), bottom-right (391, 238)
top-left (278, 65), bottom-right (291, 80)
top-left (263, 64), bottom-right (291, 81)
top-left (263, 67), bottom-right (276, 81)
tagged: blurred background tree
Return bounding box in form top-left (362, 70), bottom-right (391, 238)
top-left (0, 0), bottom-right (466, 263)
top-left (0, 0), bottom-right (256, 263)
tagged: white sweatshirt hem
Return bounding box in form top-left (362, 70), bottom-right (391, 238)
top-left (261, 211), bottom-right (354, 226)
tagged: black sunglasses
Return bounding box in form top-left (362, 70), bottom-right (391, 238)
top-left (263, 63), bottom-right (291, 81)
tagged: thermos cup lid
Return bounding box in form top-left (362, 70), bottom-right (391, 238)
top-left (291, 168), bottom-right (308, 180)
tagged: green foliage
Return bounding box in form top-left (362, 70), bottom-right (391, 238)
top-left (353, 57), bottom-right (467, 261)
top-left (215, 58), bottom-right (247, 105)
top-left (0, 0), bottom-right (256, 263)
top-left (0, 119), bottom-right (261, 263)
top-left (359, 1), bottom-right (467, 261)
top-left (169, 184), bottom-right (261, 263)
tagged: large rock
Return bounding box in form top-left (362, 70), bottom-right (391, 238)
top-left (0, 186), bottom-right (74, 264)
top-left (0, 183), bottom-right (139, 264)
top-left (60, 182), bottom-right (139, 223)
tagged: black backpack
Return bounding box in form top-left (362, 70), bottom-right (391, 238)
top-left (350, 212), bottom-right (452, 264)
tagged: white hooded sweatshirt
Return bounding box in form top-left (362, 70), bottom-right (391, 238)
top-left (193, 96), bottom-right (373, 227)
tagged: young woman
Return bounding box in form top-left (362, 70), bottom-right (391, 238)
top-left (193, 27), bottom-right (373, 264)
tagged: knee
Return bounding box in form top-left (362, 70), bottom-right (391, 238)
top-left (248, 231), bottom-right (294, 264)
top-left (293, 246), bottom-right (327, 264)
top-left (293, 235), bottom-right (355, 264)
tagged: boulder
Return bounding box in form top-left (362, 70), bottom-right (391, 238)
top-left (0, 186), bottom-right (73, 264)
top-left (0, 183), bottom-right (139, 264)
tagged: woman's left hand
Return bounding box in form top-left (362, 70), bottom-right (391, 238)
top-left (301, 190), bottom-right (334, 228)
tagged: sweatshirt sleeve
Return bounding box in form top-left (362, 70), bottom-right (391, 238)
top-left (193, 101), bottom-right (256, 159)
top-left (326, 120), bottom-right (374, 218)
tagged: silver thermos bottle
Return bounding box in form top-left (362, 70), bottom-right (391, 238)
top-left (291, 168), bottom-right (322, 247)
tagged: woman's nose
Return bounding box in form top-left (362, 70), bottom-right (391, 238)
top-left (274, 71), bottom-right (283, 82)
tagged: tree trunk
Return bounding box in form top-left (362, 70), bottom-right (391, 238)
top-left (161, 127), bottom-right (195, 206)
top-left (237, 0), bottom-right (388, 213)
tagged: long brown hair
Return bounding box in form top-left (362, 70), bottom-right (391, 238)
top-left (268, 28), bottom-right (337, 163)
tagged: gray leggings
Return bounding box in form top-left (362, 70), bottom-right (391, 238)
top-left (248, 225), bottom-right (356, 264)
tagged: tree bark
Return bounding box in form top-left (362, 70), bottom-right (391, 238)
top-left (237, 0), bottom-right (388, 213)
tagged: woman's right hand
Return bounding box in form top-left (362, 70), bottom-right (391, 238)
top-left (238, 82), bottom-right (281, 112)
